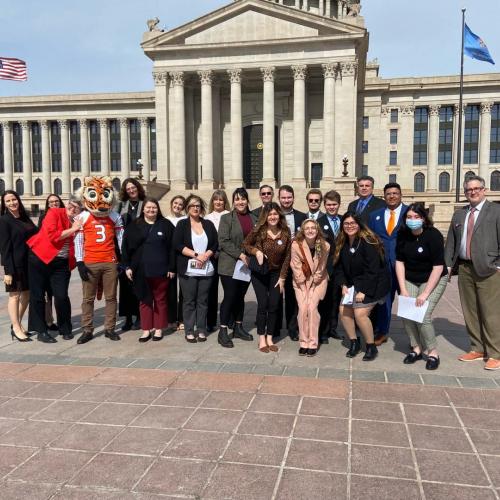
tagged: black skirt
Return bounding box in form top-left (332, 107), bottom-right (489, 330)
top-left (5, 267), bottom-right (29, 293)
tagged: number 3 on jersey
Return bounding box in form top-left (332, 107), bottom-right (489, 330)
top-left (95, 224), bottom-right (106, 243)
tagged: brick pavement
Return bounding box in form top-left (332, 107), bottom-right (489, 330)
top-left (0, 276), bottom-right (499, 498)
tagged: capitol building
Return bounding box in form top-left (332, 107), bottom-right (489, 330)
top-left (1, 0), bottom-right (500, 217)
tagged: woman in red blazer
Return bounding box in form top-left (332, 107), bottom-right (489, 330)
top-left (26, 197), bottom-right (82, 342)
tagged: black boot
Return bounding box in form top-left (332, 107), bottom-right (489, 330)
top-left (346, 338), bottom-right (361, 358)
top-left (218, 327), bottom-right (234, 348)
top-left (37, 331), bottom-right (57, 344)
top-left (233, 323), bottom-right (253, 341)
top-left (122, 317), bottom-right (133, 332)
top-left (77, 330), bottom-right (93, 344)
top-left (363, 343), bottom-right (378, 361)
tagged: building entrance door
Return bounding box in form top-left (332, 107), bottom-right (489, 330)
top-left (243, 124), bottom-right (279, 188)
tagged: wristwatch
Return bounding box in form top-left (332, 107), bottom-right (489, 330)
top-left (194, 252), bottom-right (199, 258)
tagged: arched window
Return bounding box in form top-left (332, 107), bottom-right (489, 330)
top-left (439, 172), bottom-right (450, 192)
top-left (15, 179), bottom-right (24, 195)
top-left (53, 178), bottom-right (62, 195)
top-left (34, 179), bottom-right (43, 196)
top-left (414, 172), bottom-right (425, 193)
top-left (464, 170), bottom-right (475, 182)
top-left (0, 179), bottom-right (5, 195)
top-left (491, 170), bottom-right (500, 191)
top-left (73, 178), bottom-right (82, 192)
top-left (112, 177), bottom-right (121, 192)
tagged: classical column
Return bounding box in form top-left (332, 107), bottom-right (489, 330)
top-left (228, 68), bottom-right (243, 187)
top-left (321, 63), bottom-right (336, 187)
top-left (20, 121), bottom-right (33, 196)
top-left (1, 122), bottom-right (13, 190)
top-left (40, 121), bottom-right (51, 195)
top-left (153, 70), bottom-right (169, 183)
top-left (139, 117), bottom-right (150, 182)
top-left (261, 66), bottom-right (276, 186)
top-left (170, 71), bottom-right (187, 188)
top-left (58, 120), bottom-right (71, 196)
top-left (302, 0), bottom-right (309, 11)
top-left (79, 119), bottom-right (90, 179)
top-left (326, 0), bottom-right (331, 17)
top-left (319, 0), bottom-right (324, 15)
top-left (119, 118), bottom-right (130, 180)
top-left (98, 118), bottom-right (110, 176)
top-left (292, 64), bottom-right (307, 187)
top-left (399, 105), bottom-right (415, 190)
top-left (427, 104), bottom-right (441, 191)
top-left (198, 70), bottom-right (215, 188)
top-left (479, 101), bottom-right (493, 186)
top-left (295, 0), bottom-right (300, 8)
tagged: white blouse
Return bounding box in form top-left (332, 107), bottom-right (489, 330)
top-left (204, 210), bottom-right (229, 231)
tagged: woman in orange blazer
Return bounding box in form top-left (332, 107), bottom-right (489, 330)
top-left (290, 219), bottom-right (330, 357)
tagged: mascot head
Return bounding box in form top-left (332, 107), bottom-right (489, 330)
top-left (77, 176), bottom-right (116, 217)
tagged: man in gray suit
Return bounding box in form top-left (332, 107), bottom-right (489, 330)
top-left (444, 175), bottom-right (500, 370)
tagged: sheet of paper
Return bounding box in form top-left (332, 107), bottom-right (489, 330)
top-left (187, 258), bottom-right (208, 276)
top-left (341, 286), bottom-right (355, 305)
top-left (396, 295), bottom-right (429, 324)
top-left (232, 260), bottom-right (251, 282)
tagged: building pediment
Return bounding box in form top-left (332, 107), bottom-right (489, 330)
top-left (142, 0), bottom-right (365, 53)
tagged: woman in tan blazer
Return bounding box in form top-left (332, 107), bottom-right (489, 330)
top-left (290, 219), bottom-right (330, 356)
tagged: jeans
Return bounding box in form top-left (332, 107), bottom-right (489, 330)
top-left (251, 270), bottom-right (282, 336)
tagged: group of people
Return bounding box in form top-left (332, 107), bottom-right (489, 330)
top-left (1, 173), bottom-right (499, 371)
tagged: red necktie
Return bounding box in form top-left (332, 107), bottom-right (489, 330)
top-left (465, 207), bottom-right (476, 260)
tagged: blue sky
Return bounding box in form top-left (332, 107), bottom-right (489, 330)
top-left (1, 0), bottom-right (499, 96)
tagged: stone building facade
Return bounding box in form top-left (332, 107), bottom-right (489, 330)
top-left (0, 0), bottom-right (499, 214)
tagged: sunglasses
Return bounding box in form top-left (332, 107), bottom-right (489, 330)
top-left (308, 199), bottom-right (321, 203)
top-left (261, 192), bottom-right (273, 196)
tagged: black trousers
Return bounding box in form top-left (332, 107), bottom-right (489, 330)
top-left (167, 274), bottom-right (183, 324)
top-left (207, 268), bottom-right (219, 329)
top-left (319, 276), bottom-right (342, 338)
top-left (28, 252), bottom-right (72, 336)
top-left (275, 273), bottom-right (298, 337)
top-left (251, 270), bottom-right (282, 336)
top-left (118, 271), bottom-right (140, 319)
top-left (220, 274), bottom-right (250, 326)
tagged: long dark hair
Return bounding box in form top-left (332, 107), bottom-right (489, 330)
top-left (402, 203), bottom-right (433, 232)
top-left (119, 178), bottom-right (146, 202)
top-left (251, 202), bottom-right (290, 243)
top-left (44, 193), bottom-right (65, 211)
top-left (138, 197), bottom-right (164, 220)
top-left (1, 190), bottom-right (31, 222)
top-left (333, 211), bottom-right (384, 264)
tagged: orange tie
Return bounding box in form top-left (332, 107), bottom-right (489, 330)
top-left (387, 210), bottom-right (396, 235)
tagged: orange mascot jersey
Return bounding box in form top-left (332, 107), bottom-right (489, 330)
top-left (76, 211), bottom-right (122, 264)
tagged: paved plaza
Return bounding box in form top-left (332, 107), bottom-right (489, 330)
top-left (0, 276), bottom-right (499, 499)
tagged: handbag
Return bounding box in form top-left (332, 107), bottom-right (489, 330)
top-left (298, 242), bottom-right (312, 280)
top-left (248, 254), bottom-right (269, 275)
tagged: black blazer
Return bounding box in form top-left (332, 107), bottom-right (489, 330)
top-left (348, 196), bottom-right (386, 224)
top-left (334, 237), bottom-right (390, 303)
top-left (289, 209), bottom-right (307, 235)
top-left (121, 217), bottom-right (175, 303)
top-left (173, 217), bottom-right (219, 277)
top-left (251, 206), bottom-right (263, 219)
top-left (317, 213), bottom-right (343, 276)
top-left (0, 213), bottom-right (37, 275)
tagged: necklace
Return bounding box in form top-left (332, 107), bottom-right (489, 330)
top-left (349, 238), bottom-right (361, 254)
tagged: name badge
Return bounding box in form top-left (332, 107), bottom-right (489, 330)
top-left (157, 231), bottom-right (163, 236)
top-left (277, 240), bottom-right (283, 246)
top-left (376, 216), bottom-right (381, 221)
top-left (418, 247), bottom-right (423, 253)
top-left (350, 248), bottom-right (356, 254)
top-left (324, 225), bottom-right (329, 230)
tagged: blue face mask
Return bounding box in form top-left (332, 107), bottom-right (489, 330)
top-left (406, 219), bottom-right (423, 231)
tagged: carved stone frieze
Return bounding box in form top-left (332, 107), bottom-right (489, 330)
top-left (169, 71), bottom-right (185, 86)
top-left (291, 64), bottom-right (307, 80)
top-left (321, 62), bottom-right (339, 79)
top-left (260, 66), bottom-right (276, 82)
top-left (400, 104), bottom-right (415, 116)
top-left (429, 104), bottom-right (441, 116)
top-left (198, 70), bottom-right (214, 85)
top-left (481, 101), bottom-right (493, 114)
top-left (152, 70), bottom-right (168, 85)
top-left (227, 68), bottom-right (242, 84)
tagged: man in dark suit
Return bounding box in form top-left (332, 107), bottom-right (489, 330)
top-left (445, 175), bottom-right (500, 370)
top-left (278, 185), bottom-right (306, 340)
top-left (306, 188), bottom-right (325, 220)
top-left (251, 185), bottom-right (274, 219)
top-left (368, 182), bottom-right (407, 346)
top-left (317, 190), bottom-right (343, 343)
top-left (348, 175), bottom-right (386, 224)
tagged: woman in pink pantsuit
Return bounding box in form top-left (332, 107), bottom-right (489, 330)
top-left (290, 219), bottom-right (330, 357)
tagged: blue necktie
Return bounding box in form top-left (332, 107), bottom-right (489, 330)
top-left (356, 199), bottom-right (366, 214)
top-left (332, 217), bottom-right (339, 236)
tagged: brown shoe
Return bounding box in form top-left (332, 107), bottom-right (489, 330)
top-left (374, 334), bottom-right (388, 347)
top-left (485, 358), bottom-right (500, 370)
top-left (458, 351), bottom-right (485, 362)
top-left (259, 345), bottom-right (270, 353)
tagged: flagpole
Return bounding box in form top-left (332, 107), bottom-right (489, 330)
top-left (455, 8), bottom-right (466, 203)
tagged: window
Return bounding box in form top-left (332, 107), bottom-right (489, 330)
top-left (129, 119), bottom-right (141, 170)
top-left (389, 174), bottom-right (397, 183)
top-left (464, 170), bottom-right (475, 182)
top-left (51, 122), bottom-right (62, 172)
top-left (311, 163), bottom-right (323, 188)
top-left (0, 179), bottom-right (4, 194)
top-left (150, 118), bottom-right (157, 171)
top-left (89, 120), bottom-right (101, 172)
top-left (109, 119), bottom-right (121, 171)
top-left (390, 129), bottom-right (398, 145)
top-left (34, 178), bottom-right (43, 196)
top-left (491, 170), bottom-right (500, 191)
top-left (15, 178), bottom-right (24, 195)
top-left (112, 177), bottom-right (121, 191)
top-left (53, 178), bottom-right (62, 195)
top-left (362, 141), bottom-right (368, 154)
top-left (13, 123), bottom-right (23, 173)
top-left (361, 164), bottom-right (368, 176)
top-left (70, 121), bottom-right (81, 172)
top-left (390, 109), bottom-right (399, 123)
top-left (389, 151), bottom-right (398, 166)
top-left (31, 122), bottom-right (42, 173)
top-left (490, 104), bottom-right (500, 163)
top-left (438, 106), bottom-right (454, 165)
top-left (413, 107), bottom-right (428, 166)
top-left (73, 178), bottom-right (82, 191)
top-left (363, 116), bottom-right (369, 129)
top-left (464, 105), bottom-right (479, 164)
top-left (439, 172), bottom-right (450, 192)
top-left (414, 172), bottom-right (425, 192)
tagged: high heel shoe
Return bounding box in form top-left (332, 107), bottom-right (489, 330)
top-left (11, 327), bottom-right (32, 342)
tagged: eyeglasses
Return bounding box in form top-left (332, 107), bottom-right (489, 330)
top-left (261, 192), bottom-right (273, 196)
top-left (308, 199), bottom-right (321, 203)
top-left (343, 222), bottom-right (359, 227)
top-left (188, 205), bottom-right (201, 209)
top-left (464, 187), bottom-right (484, 194)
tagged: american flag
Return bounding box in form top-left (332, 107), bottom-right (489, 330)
top-left (0, 57), bottom-right (27, 81)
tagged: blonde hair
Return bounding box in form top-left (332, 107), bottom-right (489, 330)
top-left (294, 218), bottom-right (328, 258)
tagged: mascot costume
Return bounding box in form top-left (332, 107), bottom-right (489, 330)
top-left (74, 176), bottom-right (124, 344)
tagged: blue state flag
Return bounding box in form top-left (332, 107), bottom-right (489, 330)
top-left (464, 24), bottom-right (495, 65)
